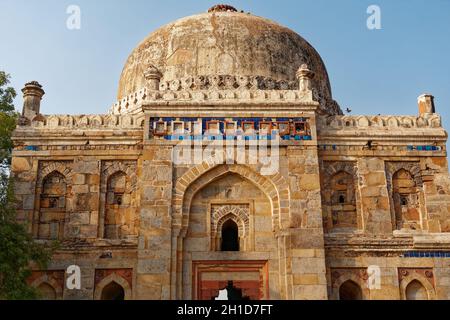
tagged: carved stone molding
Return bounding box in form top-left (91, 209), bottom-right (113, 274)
top-left (321, 161), bottom-right (357, 178)
top-left (210, 204), bottom-right (250, 237)
top-left (21, 114), bottom-right (146, 130)
top-left (94, 268), bottom-right (133, 288)
top-left (159, 75), bottom-right (298, 92)
top-left (37, 160), bottom-right (74, 186)
top-left (100, 161), bottom-right (138, 193)
top-left (210, 204), bottom-right (251, 251)
top-left (398, 268), bottom-right (434, 286)
top-left (385, 161), bottom-right (423, 190)
top-left (318, 114), bottom-right (443, 130)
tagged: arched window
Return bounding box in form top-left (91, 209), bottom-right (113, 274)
top-left (39, 171), bottom-right (67, 240)
top-left (330, 171), bottom-right (357, 229)
top-left (105, 171), bottom-right (129, 239)
top-left (36, 282), bottom-right (57, 300)
top-left (100, 281), bottom-right (125, 300)
top-left (221, 220), bottom-right (239, 252)
top-left (339, 280), bottom-right (363, 300)
top-left (392, 169), bottom-right (421, 230)
top-left (405, 280), bottom-right (428, 300)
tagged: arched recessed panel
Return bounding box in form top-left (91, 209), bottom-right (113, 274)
top-left (330, 171), bottom-right (357, 229)
top-left (392, 169), bottom-right (421, 230)
top-left (406, 280), bottom-right (428, 300)
top-left (105, 171), bottom-right (130, 239)
top-left (175, 163), bottom-right (288, 300)
top-left (39, 171), bottom-right (67, 240)
top-left (36, 282), bottom-right (57, 300)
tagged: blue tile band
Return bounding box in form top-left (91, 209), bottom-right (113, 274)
top-left (403, 251), bottom-right (450, 258)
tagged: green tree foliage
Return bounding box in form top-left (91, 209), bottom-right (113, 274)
top-left (0, 72), bottom-right (18, 164)
top-left (0, 72), bottom-right (53, 300)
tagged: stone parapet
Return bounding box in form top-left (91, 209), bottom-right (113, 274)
top-left (318, 114), bottom-right (443, 131)
top-left (16, 114), bottom-right (145, 130)
top-left (109, 88), bottom-right (320, 115)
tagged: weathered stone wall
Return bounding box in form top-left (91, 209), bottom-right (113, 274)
top-left (11, 151), bottom-right (140, 300)
top-left (326, 255), bottom-right (450, 300)
top-left (136, 146), bottom-right (173, 300)
top-left (318, 119), bottom-right (450, 300)
top-left (11, 78), bottom-right (450, 301)
top-left (287, 146), bottom-right (328, 300)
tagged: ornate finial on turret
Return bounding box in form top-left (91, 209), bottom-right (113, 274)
top-left (144, 64), bottom-right (163, 91)
top-left (418, 94), bottom-right (436, 116)
top-left (296, 64), bottom-right (315, 92)
top-left (208, 4), bottom-right (238, 13)
top-left (21, 81), bottom-right (45, 122)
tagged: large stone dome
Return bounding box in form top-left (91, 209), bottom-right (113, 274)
top-left (117, 5), bottom-right (340, 114)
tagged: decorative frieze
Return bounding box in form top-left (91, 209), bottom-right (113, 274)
top-left (14, 144), bottom-right (143, 152)
top-left (159, 75), bottom-right (298, 92)
top-left (108, 88), bottom-right (319, 115)
top-left (149, 117), bottom-right (313, 141)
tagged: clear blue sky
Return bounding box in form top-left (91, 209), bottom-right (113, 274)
top-left (1, 0), bottom-right (449, 128)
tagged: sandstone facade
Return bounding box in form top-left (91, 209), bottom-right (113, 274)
top-left (11, 6), bottom-right (450, 300)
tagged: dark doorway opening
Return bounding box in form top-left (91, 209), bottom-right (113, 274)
top-left (213, 281), bottom-right (250, 301)
top-left (101, 281), bottom-right (125, 300)
top-left (221, 220), bottom-right (239, 251)
top-left (339, 280), bottom-right (363, 300)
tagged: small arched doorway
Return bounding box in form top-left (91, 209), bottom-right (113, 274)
top-left (405, 280), bottom-right (428, 300)
top-left (36, 282), bottom-right (57, 300)
top-left (100, 281), bottom-right (125, 300)
top-left (339, 280), bottom-right (363, 300)
top-left (221, 220), bottom-right (239, 251)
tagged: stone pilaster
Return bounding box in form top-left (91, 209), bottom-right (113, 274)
top-left (136, 146), bottom-right (173, 299)
top-left (357, 158), bottom-right (392, 234)
top-left (68, 157), bottom-right (101, 239)
top-left (288, 146), bottom-right (328, 300)
top-left (11, 155), bottom-right (38, 232)
top-left (421, 157), bottom-right (450, 232)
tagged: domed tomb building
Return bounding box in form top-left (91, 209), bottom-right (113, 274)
top-left (11, 5), bottom-right (450, 300)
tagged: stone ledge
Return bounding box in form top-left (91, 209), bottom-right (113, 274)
top-left (35, 238), bottom-right (139, 251)
top-left (191, 252), bottom-right (271, 261)
top-left (413, 234), bottom-right (450, 249)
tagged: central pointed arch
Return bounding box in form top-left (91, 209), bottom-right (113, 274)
top-left (170, 159), bottom-right (291, 300)
top-left (172, 162), bottom-right (290, 236)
